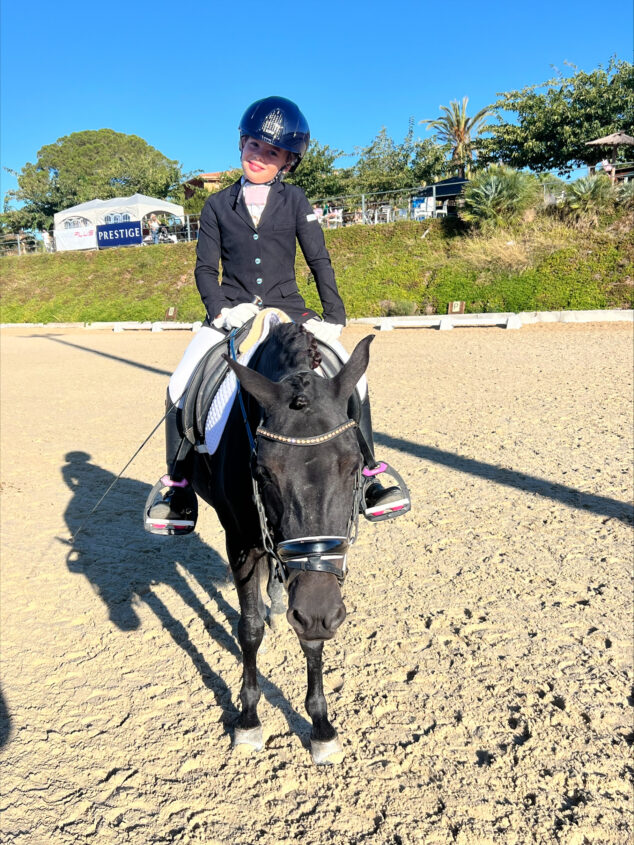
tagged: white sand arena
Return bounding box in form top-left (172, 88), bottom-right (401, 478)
top-left (1, 322), bottom-right (632, 844)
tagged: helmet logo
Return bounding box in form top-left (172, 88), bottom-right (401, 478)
top-left (260, 108), bottom-right (285, 142)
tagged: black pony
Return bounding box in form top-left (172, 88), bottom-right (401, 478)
top-left (191, 322), bottom-right (373, 764)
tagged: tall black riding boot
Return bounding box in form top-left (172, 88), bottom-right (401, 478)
top-left (164, 392), bottom-right (193, 481)
top-left (144, 391), bottom-right (198, 536)
top-left (355, 393), bottom-right (411, 521)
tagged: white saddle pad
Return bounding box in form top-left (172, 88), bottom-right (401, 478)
top-left (202, 317), bottom-right (366, 455)
top-left (204, 312), bottom-right (282, 454)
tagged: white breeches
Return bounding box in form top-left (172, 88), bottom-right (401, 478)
top-left (168, 326), bottom-right (225, 405)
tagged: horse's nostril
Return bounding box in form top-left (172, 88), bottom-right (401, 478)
top-left (289, 608), bottom-right (310, 632)
top-left (324, 604), bottom-right (346, 632)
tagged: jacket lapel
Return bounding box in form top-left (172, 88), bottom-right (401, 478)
top-left (229, 179), bottom-right (256, 231)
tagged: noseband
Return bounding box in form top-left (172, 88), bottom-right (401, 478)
top-left (253, 420), bottom-right (363, 586)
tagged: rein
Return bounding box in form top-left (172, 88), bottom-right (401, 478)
top-left (229, 332), bottom-right (362, 585)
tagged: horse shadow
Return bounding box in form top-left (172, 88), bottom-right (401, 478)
top-left (61, 451), bottom-right (310, 737)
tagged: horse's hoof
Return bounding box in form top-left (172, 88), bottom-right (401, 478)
top-left (234, 726), bottom-right (264, 752)
top-left (310, 737), bottom-right (344, 765)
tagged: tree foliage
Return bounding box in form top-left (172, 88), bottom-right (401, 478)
top-left (478, 59), bottom-right (634, 175)
top-left (420, 97), bottom-right (493, 177)
top-left (3, 129), bottom-right (183, 230)
top-left (350, 121), bottom-right (447, 196)
top-left (286, 141), bottom-right (349, 199)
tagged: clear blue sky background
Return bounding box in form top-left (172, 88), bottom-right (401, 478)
top-left (1, 0), bottom-right (632, 203)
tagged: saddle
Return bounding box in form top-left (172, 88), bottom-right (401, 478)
top-left (179, 314), bottom-right (357, 454)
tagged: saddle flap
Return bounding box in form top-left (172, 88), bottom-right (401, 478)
top-left (181, 321), bottom-right (255, 446)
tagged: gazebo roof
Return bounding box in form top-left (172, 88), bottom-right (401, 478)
top-left (585, 132), bottom-right (634, 146)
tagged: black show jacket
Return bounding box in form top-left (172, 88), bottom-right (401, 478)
top-left (194, 180), bottom-right (346, 325)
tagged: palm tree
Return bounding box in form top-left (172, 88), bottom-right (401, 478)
top-left (420, 97), bottom-right (493, 178)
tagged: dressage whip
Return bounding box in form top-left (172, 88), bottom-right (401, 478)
top-left (67, 403), bottom-right (176, 544)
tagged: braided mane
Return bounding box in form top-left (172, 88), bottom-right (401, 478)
top-left (260, 322), bottom-right (322, 378)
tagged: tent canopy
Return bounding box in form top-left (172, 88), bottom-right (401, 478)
top-left (54, 193), bottom-right (185, 228)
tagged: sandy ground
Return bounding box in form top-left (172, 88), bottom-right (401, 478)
top-left (1, 322), bottom-right (632, 845)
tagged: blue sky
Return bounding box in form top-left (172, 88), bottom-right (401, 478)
top-left (1, 0), bottom-right (632, 203)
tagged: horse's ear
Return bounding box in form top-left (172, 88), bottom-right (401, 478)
top-left (223, 355), bottom-right (285, 408)
top-left (330, 335), bottom-right (374, 401)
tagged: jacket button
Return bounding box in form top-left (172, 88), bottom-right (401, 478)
top-left (253, 234), bottom-right (259, 240)
top-left (256, 278), bottom-right (263, 284)
top-left (255, 258), bottom-right (261, 264)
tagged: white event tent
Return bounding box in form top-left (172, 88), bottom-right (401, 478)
top-left (53, 193), bottom-right (185, 252)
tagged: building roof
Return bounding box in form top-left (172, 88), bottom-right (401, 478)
top-left (585, 132), bottom-right (634, 146)
top-left (415, 176), bottom-right (469, 199)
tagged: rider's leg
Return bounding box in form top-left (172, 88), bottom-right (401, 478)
top-left (356, 392), bottom-right (410, 519)
top-left (146, 326), bottom-right (224, 535)
top-left (145, 391), bottom-right (198, 534)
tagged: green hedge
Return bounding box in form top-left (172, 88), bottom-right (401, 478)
top-left (1, 220), bottom-right (632, 323)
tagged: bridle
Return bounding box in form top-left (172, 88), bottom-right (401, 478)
top-left (253, 420), bottom-right (363, 586)
top-left (229, 333), bottom-right (362, 586)
top-left (228, 329), bottom-right (364, 585)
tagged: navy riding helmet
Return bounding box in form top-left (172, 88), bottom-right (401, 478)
top-left (239, 96), bottom-right (310, 172)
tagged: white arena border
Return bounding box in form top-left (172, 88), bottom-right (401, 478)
top-left (1, 310), bottom-right (632, 332)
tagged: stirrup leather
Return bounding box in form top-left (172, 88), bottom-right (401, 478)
top-left (362, 462), bottom-right (411, 522)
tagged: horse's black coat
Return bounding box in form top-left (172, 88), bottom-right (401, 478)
top-left (191, 323), bottom-right (373, 747)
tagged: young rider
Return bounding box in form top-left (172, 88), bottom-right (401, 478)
top-left (146, 96), bottom-right (410, 535)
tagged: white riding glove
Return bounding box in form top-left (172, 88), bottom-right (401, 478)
top-left (304, 319), bottom-right (343, 344)
top-left (212, 302), bottom-right (260, 330)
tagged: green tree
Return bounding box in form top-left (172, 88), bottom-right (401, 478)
top-left (420, 97), bottom-right (493, 178)
top-left (3, 129), bottom-right (182, 230)
top-left (286, 141), bottom-right (350, 199)
top-left (477, 59), bottom-right (634, 175)
top-left (351, 121), bottom-right (447, 196)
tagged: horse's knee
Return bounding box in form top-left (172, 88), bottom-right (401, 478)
top-left (238, 614), bottom-right (265, 649)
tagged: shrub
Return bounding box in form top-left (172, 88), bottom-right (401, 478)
top-left (377, 299), bottom-right (419, 316)
top-left (562, 174), bottom-right (615, 225)
top-left (461, 166), bottom-right (541, 229)
top-left (617, 179), bottom-right (634, 210)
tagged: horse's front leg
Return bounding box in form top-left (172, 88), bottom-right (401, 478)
top-left (232, 546), bottom-right (267, 751)
top-left (300, 639), bottom-right (344, 764)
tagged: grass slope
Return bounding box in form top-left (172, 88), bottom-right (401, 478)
top-left (1, 219), bottom-right (632, 323)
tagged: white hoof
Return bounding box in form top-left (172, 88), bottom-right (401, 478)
top-left (233, 726), bottom-right (264, 752)
top-left (310, 737), bottom-right (344, 765)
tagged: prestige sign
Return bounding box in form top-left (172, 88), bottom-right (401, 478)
top-left (97, 221), bottom-right (142, 248)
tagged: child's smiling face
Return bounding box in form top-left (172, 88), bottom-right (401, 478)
top-left (241, 136), bottom-right (290, 184)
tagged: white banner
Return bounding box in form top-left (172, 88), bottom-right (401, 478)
top-left (54, 226), bottom-right (98, 252)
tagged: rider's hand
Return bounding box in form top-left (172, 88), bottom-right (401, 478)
top-left (213, 302), bottom-right (260, 330)
top-left (304, 318), bottom-right (343, 344)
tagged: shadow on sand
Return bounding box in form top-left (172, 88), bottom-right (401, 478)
top-left (375, 433), bottom-right (634, 525)
top-left (60, 451), bottom-right (310, 738)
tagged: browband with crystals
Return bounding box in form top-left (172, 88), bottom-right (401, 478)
top-left (256, 419), bottom-right (357, 446)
